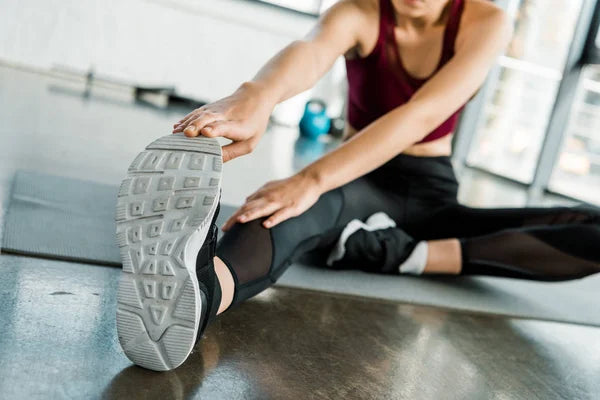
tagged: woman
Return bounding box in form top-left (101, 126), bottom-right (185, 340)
top-left (115, 0), bottom-right (600, 371)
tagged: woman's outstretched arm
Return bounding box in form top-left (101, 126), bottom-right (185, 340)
top-left (174, 0), bottom-right (370, 162)
top-left (224, 2), bottom-right (513, 230)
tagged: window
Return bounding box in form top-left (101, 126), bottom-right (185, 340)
top-left (465, 0), bottom-right (583, 183)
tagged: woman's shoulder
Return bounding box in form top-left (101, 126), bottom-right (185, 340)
top-left (328, 0), bottom-right (380, 59)
top-left (461, 0), bottom-right (510, 28)
top-left (329, 0), bottom-right (379, 21)
top-left (457, 0), bottom-right (512, 47)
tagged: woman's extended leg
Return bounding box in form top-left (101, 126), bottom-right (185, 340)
top-left (457, 222), bottom-right (600, 280)
top-left (343, 205), bottom-right (600, 281)
top-left (421, 239), bottom-right (462, 274)
top-left (418, 205), bottom-right (600, 280)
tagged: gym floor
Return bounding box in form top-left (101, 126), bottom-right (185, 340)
top-left (0, 65), bottom-right (598, 399)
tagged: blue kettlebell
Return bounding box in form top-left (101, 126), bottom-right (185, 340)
top-left (299, 99), bottom-right (331, 140)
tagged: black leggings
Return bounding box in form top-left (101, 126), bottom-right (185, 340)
top-left (217, 154), bottom-right (600, 306)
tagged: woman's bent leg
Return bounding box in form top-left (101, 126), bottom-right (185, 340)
top-left (216, 188), bottom-right (345, 306)
top-left (215, 175), bottom-right (407, 308)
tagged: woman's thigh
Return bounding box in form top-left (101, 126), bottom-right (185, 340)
top-left (269, 175), bottom-right (407, 270)
top-left (218, 175), bottom-right (406, 279)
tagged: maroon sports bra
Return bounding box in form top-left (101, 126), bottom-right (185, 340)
top-left (345, 0), bottom-right (465, 143)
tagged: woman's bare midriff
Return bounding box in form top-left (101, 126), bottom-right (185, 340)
top-left (343, 123), bottom-right (453, 157)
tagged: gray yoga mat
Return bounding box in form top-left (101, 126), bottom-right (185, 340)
top-left (2, 170), bottom-right (241, 265)
top-left (3, 170), bottom-right (600, 326)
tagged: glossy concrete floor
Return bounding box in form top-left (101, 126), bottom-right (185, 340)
top-left (1, 254), bottom-right (599, 400)
top-left (0, 65), bottom-right (597, 399)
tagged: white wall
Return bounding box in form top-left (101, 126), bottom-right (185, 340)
top-left (0, 0), bottom-right (346, 122)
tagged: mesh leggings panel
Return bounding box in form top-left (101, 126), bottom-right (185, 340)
top-left (217, 218), bottom-right (273, 285)
top-left (216, 218), bottom-right (274, 305)
top-left (411, 204), bottom-right (600, 281)
top-left (461, 224), bottom-right (600, 281)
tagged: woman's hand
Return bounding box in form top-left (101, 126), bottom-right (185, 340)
top-left (222, 172), bottom-right (323, 231)
top-left (173, 82), bottom-right (274, 162)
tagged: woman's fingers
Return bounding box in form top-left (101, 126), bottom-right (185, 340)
top-left (221, 216), bottom-right (237, 232)
top-left (182, 112), bottom-right (223, 137)
top-left (178, 108), bottom-right (204, 125)
top-left (229, 200), bottom-right (262, 221)
top-left (221, 214), bottom-right (238, 232)
top-left (203, 121), bottom-right (255, 162)
top-left (172, 124), bottom-right (186, 133)
top-left (173, 112), bottom-right (198, 131)
top-left (202, 120), bottom-right (248, 141)
top-left (221, 141), bottom-right (252, 163)
top-left (220, 174), bottom-right (319, 231)
top-left (245, 192), bottom-right (260, 202)
top-left (184, 115), bottom-right (219, 137)
top-left (221, 199), bottom-right (282, 231)
top-left (238, 201), bottom-right (281, 223)
top-left (264, 207), bottom-right (295, 228)
top-left (173, 111), bottom-right (202, 133)
top-left (222, 201), bottom-right (261, 231)
top-left (173, 117), bottom-right (190, 128)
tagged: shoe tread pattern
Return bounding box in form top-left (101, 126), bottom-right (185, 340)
top-left (115, 133), bottom-right (221, 371)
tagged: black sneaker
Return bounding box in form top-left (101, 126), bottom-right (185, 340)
top-left (115, 133), bottom-right (222, 371)
top-left (194, 204), bottom-right (222, 341)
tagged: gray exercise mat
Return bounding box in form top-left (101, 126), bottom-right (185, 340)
top-left (2, 170), bottom-right (122, 265)
top-left (3, 170), bottom-right (600, 326)
top-left (1, 170), bottom-right (235, 265)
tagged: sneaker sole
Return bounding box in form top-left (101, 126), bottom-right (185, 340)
top-left (115, 133), bottom-right (222, 371)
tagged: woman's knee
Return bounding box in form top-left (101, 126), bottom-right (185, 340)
top-left (269, 188), bottom-right (344, 266)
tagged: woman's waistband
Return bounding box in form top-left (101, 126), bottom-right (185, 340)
top-left (364, 153), bottom-right (459, 202)
top-left (377, 153), bottom-right (457, 182)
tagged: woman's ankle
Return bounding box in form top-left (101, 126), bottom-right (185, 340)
top-left (214, 257), bottom-right (235, 314)
top-left (422, 239), bottom-right (462, 274)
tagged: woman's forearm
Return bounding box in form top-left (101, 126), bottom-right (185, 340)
top-left (246, 40), bottom-right (331, 106)
top-left (241, 2), bottom-right (363, 107)
top-left (300, 102), bottom-right (434, 193)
